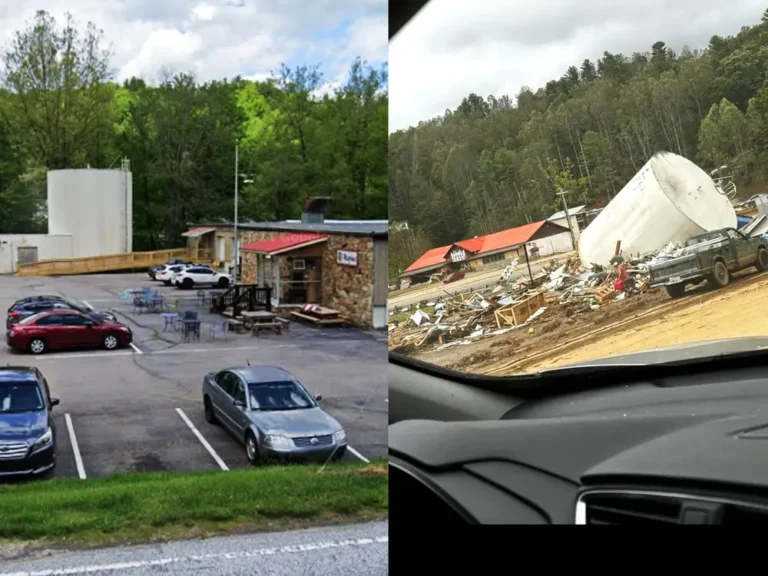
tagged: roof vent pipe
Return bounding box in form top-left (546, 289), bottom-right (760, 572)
top-left (301, 197), bottom-right (330, 224)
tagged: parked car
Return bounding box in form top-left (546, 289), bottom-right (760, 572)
top-left (0, 366), bottom-right (59, 479)
top-left (175, 267), bottom-right (233, 290)
top-left (6, 297), bottom-right (116, 330)
top-left (7, 309), bottom-right (133, 355)
top-left (202, 365), bottom-right (347, 464)
top-left (648, 227), bottom-right (768, 298)
top-left (156, 264), bottom-right (189, 285)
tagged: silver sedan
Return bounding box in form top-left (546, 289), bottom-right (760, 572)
top-left (202, 365), bottom-right (348, 464)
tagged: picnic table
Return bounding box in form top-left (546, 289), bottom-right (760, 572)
top-left (241, 310), bottom-right (283, 335)
top-left (290, 305), bottom-right (348, 326)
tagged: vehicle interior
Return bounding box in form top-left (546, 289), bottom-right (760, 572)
top-left (388, 0), bottom-right (768, 528)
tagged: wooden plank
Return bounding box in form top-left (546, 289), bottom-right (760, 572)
top-left (290, 311), bottom-right (346, 325)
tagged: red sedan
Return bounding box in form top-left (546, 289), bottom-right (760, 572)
top-left (6, 309), bottom-right (133, 355)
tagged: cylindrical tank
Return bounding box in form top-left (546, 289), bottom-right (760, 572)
top-left (578, 152), bottom-right (737, 266)
top-left (47, 169), bottom-right (133, 259)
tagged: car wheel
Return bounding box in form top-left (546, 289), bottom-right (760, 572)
top-left (103, 334), bottom-right (119, 350)
top-left (711, 260), bottom-right (730, 288)
top-left (28, 338), bottom-right (46, 355)
top-left (217, 277), bottom-right (230, 288)
top-left (665, 283), bottom-right (686, 299)
top-left (182, 278), bottom-right (194, 290)
top-left (245, 432), bottom-right (260, 466)
top-left (756, 248), bottom-right (768, 272)
top-left (164, 280), bottom-right (171, 286)
top-left (204, 396), bottom-right (217, 424)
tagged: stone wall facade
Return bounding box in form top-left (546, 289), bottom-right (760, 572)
top-left (237, 229), bottom-right (375, 328)
top-left (321, 234), bottom-right (374, 328)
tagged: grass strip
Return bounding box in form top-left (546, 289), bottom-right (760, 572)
top-left (0, 461), bottom-right (387, 547)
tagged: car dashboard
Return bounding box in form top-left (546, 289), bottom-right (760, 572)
top-left (389, 362), bottom-right (768, 525)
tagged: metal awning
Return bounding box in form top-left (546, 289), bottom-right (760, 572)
top-left (181, 227), bottom-right (216, 238)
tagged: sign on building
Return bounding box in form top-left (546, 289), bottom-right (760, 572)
top-left (450, 248), bottom-right (466, 263)
top-left (337, 249), bottom-right (359, 267)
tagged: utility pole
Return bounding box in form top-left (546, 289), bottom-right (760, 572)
top-left (233, 141), bottom-right (239, 280)
top-left (557, 187), bottom-right (577, 250)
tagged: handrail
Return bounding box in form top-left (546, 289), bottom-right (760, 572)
top-left (213, 284), bottom-right (272, 316)
top-left (16, 248), bottom-right (214, 276)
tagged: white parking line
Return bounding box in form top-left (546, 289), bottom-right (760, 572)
top-left (64, 414), bottom-right (87, 480)
top-left (129, 342), bottom-right (143, 354)
top-left (175, 408), bottom-right (229, 471)
top-left (33, 350), bottom-right (133, 360)
top-left (0, 535), bottom-right (389, 576)
top-left (347, 446), bottom-right (370, 463)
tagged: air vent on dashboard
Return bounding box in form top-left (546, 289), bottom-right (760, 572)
top-left (576, 490), bottom-right (768, 525)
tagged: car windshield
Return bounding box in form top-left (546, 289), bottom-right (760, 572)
top-left (0, 381), bottom-right (43, 413)
top-left (389, 1), bottom-right (767, 378)
top-left (247, 381), bottom-right (315, 411)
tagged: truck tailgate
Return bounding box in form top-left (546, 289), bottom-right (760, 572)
top-left (649, 255), bottom-right (698, 284)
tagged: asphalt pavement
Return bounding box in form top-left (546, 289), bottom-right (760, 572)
top-left (0, 521), bottom-right (389, 575)
top-left (0, 273), bottom-right (388, 478)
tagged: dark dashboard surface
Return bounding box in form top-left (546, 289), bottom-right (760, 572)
top-left (389, 364), bottom-right (768, 524)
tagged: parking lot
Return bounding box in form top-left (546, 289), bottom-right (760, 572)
top-left (0, 272), bottom-right (388, 479)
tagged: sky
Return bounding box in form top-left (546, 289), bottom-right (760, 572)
top-left (390, 0), bottom-right (768, 133)
top-left (0, 0), bottom-right (387, 93)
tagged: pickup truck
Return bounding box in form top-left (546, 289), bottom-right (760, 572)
top-left (647, 227), bottom-right (768, 298)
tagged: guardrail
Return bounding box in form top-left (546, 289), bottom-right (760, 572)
top-left (15, 248), bottom-right (214, 276)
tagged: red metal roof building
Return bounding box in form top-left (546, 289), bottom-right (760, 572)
top-left (240, 233), bottom-right (328, 255)
top-left (401, 220), bottom-right (570, 277)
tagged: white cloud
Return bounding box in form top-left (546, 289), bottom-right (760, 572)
top-left (390, 0), bottom-right (768, 132)
top-left (0, 0), bottom-right (387, 85)
top-left (191, 3), bottom-right (219, 21)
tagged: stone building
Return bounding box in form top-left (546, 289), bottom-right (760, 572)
top-left (182, 202), bottom-right (387, 329)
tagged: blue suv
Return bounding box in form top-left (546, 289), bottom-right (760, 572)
top-left (0, 367), bottom-right (59, 479)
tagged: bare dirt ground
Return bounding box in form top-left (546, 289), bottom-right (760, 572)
top-left (410, 268), bottom-right (768, 376)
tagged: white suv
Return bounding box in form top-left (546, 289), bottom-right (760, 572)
top-left (156, 264), bottom-right (189, 285)
top-left (174, 267), bottom-right (233, 289)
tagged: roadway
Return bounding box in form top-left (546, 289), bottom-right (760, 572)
top-left (0, 521), bottom-right (388, 575)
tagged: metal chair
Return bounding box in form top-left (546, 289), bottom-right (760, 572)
top-left (209, 319), bottom-right (229, 341)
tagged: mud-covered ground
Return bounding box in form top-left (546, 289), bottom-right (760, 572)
top-left (408, 269), bottom-right (768, 376)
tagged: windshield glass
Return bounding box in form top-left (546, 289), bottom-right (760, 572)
top-left (0, 381), bottom-right (43, 413)
top-left (18, 313), bottom-right (43, 325)
top-left (247, 381), bottom-right (315, 411)
top-left (389, 2), bottom-right (763, 377)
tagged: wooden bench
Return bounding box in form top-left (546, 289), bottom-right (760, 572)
top-left (276, 317), bottom-right (290, 331)
top-left (251, 321), bottom-right (283, 335)
top-left (227, 319), bottom-right (245, 334)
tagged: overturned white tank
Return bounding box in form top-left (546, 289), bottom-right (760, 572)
top-left (578, 152), bottom-right (737, 266)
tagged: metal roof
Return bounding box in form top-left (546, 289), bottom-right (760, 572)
top-left (547, 205), bottom-right (587, 221)
top-left (190, 220), bottom-right (387, 237)
top-left (241, 233), bottom-right (328, 255)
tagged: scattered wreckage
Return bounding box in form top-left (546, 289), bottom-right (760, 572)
top-left (388, 254), bottom-right (651, 354)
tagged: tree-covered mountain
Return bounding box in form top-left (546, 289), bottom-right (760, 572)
top-left (0, 11), bottom-right (388, 250)
top-left (388, 8), bottom-right (768, 278)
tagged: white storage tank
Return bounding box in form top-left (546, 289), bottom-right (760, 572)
top-left (578, 152), bottom-right (737, 266)
top-left (47, 169), bottom-right (133, 258)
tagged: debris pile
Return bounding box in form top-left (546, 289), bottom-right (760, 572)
top-left (389, 252), bottom-right (660, 354)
